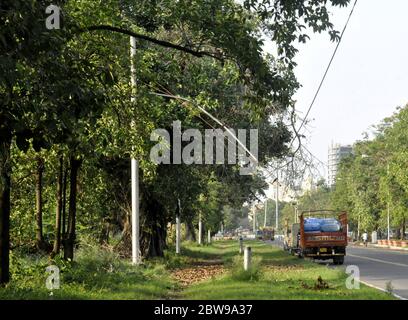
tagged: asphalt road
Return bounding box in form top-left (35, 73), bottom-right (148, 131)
top-left (271, 239), bottom-right (408, 299)
top-left (342, 246), bottom-right (408, 299)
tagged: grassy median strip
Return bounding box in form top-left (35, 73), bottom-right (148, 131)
top-left (179, 240), bottom-right (395, 300)
top-left (0, 240), bottom-right (395, 300)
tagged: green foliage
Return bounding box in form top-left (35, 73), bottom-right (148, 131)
top-left (230, 255), bottom-right (262, 282)
top-left (332, 105), bottom-right (408, 238)
top-left (2, 237), bottom-right (175, 300)
top-left (1, 0), bottom-right (355, 287)
top-left (280, 182), bottom-right (332, 228)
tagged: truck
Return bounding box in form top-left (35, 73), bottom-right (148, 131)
top-left (260, 227), bottom-right (275, 241)
top-left (284, 210), bottom-right (348, 265)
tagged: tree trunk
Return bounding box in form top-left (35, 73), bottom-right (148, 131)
top-left (402, 218), bottom-right (406, 241)
top-left (396, 228), bottom-right (401, 241)
top-left (99, 218), bottom-right (111, 245)
top-left (63, 156), bottom-right (81, 261)
top-left (51, 156), bottom-right (63, 258)
top-left (140, 190), bottom-right (168, 258)
top-left (35, 157), bottom-right (45, 250)
top-left (0, 129), bottom-right (11, 284)
top-left (185, 219), bottom-right (196, 242)
top-left (62, 163), bottom-right (68, 238)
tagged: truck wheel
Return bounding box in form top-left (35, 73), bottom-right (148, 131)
top-left (333, 256), bottom-right (344, 265)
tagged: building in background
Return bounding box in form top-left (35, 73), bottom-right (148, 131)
top-left (328, 143), bottom-right (353, 186)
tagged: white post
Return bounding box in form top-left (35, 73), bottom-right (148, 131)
top-left (371, 231), bottom-right (378, 244)
top-left (264, 200), bottom-right (267, 228)
top-left (130, 36), bottom-right (140, 265)
top-left (208, 229), bottom-right (211, 244)
top-left (198, 214), bottom-right (202, 245)
top-left (176, 216), bottom-right (181, 254)
top-left (244, 247), bottom-right (251, 271)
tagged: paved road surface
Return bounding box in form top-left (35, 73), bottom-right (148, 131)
top-left (344, 246), bottom-right (408, 299)
top-left (271, 240), bottom-right (408, 299)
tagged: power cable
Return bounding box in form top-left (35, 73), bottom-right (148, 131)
top-left (292, 0), bottom-right (359, 141)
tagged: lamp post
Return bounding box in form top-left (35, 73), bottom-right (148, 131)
top-left (387, 163), bottom-right (390, 241)
top-left (264, 200), bottom-right (267, 228)
top-left (130, 36), bottom-right (140, 265)
top-left (275, 170), bottom-right (279, 231)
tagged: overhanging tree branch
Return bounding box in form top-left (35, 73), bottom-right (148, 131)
top-left (81, 25), bottom-right (224, 61)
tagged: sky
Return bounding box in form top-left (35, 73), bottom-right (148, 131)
top-left (265, 0), bottom-right (408, 179)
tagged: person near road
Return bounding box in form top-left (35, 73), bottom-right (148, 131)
top-left (362, 232), bottom-right (368, 247)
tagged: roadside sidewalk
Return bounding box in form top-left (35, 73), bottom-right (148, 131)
top-left (350, 242), bottom-right (408, 252)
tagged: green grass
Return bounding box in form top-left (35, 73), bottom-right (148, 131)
top-left (0, 239), bottom-right (396, 300)
top-left (0, 241), bottom-right (177, 300)
top-left (179, 240), bottom-right (395, 300)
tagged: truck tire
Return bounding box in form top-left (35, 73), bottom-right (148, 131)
top-left (333, 256), bottom-right (344, 265)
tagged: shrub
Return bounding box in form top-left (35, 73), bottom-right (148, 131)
top-left (230, 255), bottom-right (262, 282)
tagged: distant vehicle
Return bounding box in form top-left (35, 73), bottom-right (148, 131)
top-left (256, 230), bottom-right (263, 240)
top-left (260, 227), bottom-right (275, 241)
top-left (284, 210), bottom-right (348, 265)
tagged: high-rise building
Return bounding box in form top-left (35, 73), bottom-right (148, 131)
top-left (328, 143), bottom-right (353, 186)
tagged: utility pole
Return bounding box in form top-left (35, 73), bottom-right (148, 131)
top-left (294, 204), bottom-right (298, 224)
top-left (176, 199), bottom-right (181, 254)
top-left (198, 213), bottom-right (202, 245)
top-left (264, 200), bottom-right (267, 228)
top-left (387, 163), bottom-right (390, 241)
top-left (252, 207), bottom-right (256, 234)
top-left (130, 36), bottom-right (140, 265)
top-left (275, 170), bottom-right (279, 231)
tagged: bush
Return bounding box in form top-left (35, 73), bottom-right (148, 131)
top-left (230, 255), bottom-right (262, 282)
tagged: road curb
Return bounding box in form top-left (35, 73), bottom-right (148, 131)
top-left (358, 280), bottom-right (407, 301)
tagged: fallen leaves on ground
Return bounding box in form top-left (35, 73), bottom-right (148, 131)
top-left (171, 264), bottom-right (226, 287)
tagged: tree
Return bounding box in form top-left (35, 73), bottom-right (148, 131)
top-left (1, 0), bottom-right (353, 283)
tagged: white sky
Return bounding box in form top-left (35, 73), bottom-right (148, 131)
top-left (265, 0), bottom-right (408, 179)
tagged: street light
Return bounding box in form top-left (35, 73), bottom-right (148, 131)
top-left (130, 36), bottom-right (140, 265)
top-left (264, 199), bottom-right (267, 228)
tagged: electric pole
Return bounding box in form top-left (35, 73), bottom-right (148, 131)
top-left (176, 199), bottom-right (181, 254)
top-left (252, 206), bottom-right (256, 234)
top-left (387, 163), bottom-right (390, 241)
top-left (130, 36), bottom-right (140, 265)
top-left (198, 213), bottom-right (202, 245)
top-left (264, 200), bottom-right (267, 228)
top-left (275, 170), bottom-right (279, 231)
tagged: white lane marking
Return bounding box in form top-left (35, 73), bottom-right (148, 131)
top-left (358, 280), bottom-right (407, 300)
top-left (348, 254), bottom-right (408, 268)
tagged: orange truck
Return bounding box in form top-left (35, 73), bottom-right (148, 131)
top-left (285, 210), bottom-right (348, 265)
